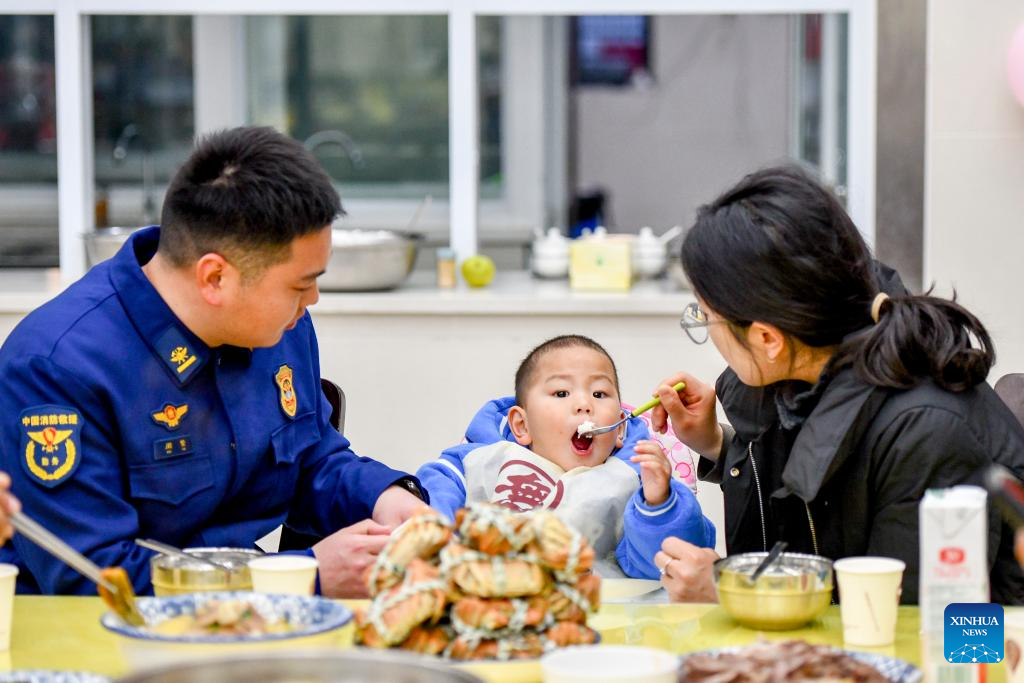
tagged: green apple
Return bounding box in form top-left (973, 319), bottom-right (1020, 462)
top-left (461, 254), bottom-right (496, 288)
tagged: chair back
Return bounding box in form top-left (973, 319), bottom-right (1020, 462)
top-left (995, 373), bottom-right (1024, 429)
top-left (320, 378), bottom-right (346, 433)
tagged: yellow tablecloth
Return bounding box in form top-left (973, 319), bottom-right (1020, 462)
top-left (0, 596), bottom-right (1008, 683)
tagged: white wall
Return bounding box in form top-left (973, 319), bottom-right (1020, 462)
top-left (925, 0), bottom-right (1024, 380)
top-left (575, 14), bottom-right (792, 233)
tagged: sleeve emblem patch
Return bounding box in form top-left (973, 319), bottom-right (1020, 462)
top-left (19, 405), bottom-right (83, 488)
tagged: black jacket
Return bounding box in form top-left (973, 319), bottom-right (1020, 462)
top-left (700, 366), bottom-right (1024, 604)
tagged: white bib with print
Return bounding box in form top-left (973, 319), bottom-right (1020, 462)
top-left (461, 441), bottom-right (639, 577)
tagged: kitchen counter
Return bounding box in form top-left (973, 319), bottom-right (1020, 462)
top-left (0, 268), bottom-right (691, 316)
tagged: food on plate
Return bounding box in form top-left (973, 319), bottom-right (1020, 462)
top-left (442, 544), bottom-right (547, 598)
top-left (366, 507), bottom-right (452, 596)
top-left (680, 640), bottom-right (892, 683)
top-left (455, 505), bottom-right (534, 556)
top-left (355, 559), bottom-right (448, 647)
top-left (544, 575), bottom-right (601, 623)
top-left (355, 503), bottom-right (601, 661)
top-left (151, 599), bottom-right (290, 637)
top-left (524, 510), bottom-right (594, 576)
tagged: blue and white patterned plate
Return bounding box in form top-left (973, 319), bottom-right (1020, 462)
top-left (99, 591), bottom-right (352, 644)
top-left (0, 672), bottom-right (110, 683)
top-left (679, 645), bottom-right (922, 683)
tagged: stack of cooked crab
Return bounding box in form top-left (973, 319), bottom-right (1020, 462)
top-left (355, 503), bottom-right (601, 660)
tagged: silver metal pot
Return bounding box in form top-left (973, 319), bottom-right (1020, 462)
top-left (84, 226), bottom-right (143, 266)
top-left (115, 650), bottom-right (484, 683)
top-left (321, 229), bottom-right (421, 292)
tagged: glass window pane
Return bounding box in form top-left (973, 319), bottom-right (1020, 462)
top-left (0, 15), bottom-right (57, 267)
top-left (92, 15), bottom-right (195, 227)
top-left (246, 15), bottom-right (502, 200)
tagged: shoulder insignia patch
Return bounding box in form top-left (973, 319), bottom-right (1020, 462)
top-left (151, 403), bottom-right (189, 430)
top-left (19, 405), bottom-right (83, 488)
top-left (154, 326), bottom-right (207, 385)
top-left (275, 365), bottom-right (297, 418)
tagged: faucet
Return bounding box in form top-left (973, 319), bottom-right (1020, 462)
top-left (112, 123), bottom-right (157, 226)
top-left (303, 129), bottom-right (366, 172)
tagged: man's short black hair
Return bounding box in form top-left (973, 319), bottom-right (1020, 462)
top-left (159, 126), bottom-right (342, 276)
top-left (514, 335), bottom-right (620, 406)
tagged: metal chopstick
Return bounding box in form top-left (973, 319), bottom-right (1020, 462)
top-left (9, 511), bottom-right (116, 593)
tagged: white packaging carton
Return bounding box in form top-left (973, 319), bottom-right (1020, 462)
top-left (919, 485), bottom-right (990, 635)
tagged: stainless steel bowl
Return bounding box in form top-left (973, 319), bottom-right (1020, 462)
top-left (114, 650), bottom-right (484, 683)
top-left (84, 226), bottom-right (143, 266)
top-left (150, 547), bottom-right (262, 596)
top-left (714, 552), bottom-right (833, 630)
top-left (321, 229), bottom-right (421, 292)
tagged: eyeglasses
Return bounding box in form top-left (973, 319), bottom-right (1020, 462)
top-left (679, 302), bottom-right (721, 344)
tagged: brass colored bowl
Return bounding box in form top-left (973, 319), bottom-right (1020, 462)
top-left (150, 547), bottom-right (261, 596)
top-left (714, 552), bottom-right (833, 631)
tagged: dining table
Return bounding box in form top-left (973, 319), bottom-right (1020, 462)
top-left (0, 589), bottom-right (1011, 683)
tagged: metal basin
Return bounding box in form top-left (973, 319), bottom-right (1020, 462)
top-left (115, 650), bottom-right (483, 683)
top-left (150, 547), bottom-right (262, 596)
top-left (714, 552), bottom-right (833, 630)
top-left (321, 229), bottom-right (421, 292)
top-left (84, 226), bottom-right (143, 266)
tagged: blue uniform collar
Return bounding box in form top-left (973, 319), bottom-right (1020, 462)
top-left (108, 226), bottom-right (212, 386)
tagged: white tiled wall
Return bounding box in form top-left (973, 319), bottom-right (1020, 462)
top-left (925, 0), bottom-right (1024, 380)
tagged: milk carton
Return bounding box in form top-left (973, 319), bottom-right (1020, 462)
top-left (919, 486), bottom-right (989, 683)
top-left (919, 486), bottom-right (990, 634)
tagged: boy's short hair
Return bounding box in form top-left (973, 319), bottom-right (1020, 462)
top-left (158, 126), bottom-right (343, 279)
top-left (514, 335), bottom-right (620, 406)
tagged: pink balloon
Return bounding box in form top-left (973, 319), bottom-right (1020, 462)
top-left (1010, 24), bottom-right (1024, 107)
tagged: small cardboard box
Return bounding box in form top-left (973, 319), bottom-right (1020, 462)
top-left (919, 485), bottom-right (990, 635)
top-left (569, 238), bottom-right (632, 291)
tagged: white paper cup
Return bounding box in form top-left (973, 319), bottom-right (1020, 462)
top-left (1004, 612), bottom-right (1024, 683)
top-left (0, 564), bottom-right (18, 651)
top-left (248, 555), bottom-right (318, 596)
top-left (541, 645), bottom-right (679, 683)
top-left (834, 556), bottom-right (905, 647)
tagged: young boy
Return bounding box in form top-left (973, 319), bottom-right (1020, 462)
top-left (417, 335), bottom-right (715, 579)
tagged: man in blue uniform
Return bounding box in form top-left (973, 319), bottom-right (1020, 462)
top-left (0, 127), bottom-right (426, 596)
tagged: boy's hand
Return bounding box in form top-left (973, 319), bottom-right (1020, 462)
top-left (631, 439), bottom-right (672, 506)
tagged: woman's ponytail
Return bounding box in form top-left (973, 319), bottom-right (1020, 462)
top-left (838, 292), bottom-right (994, 393)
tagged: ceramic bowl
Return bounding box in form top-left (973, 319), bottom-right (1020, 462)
top-left (100, 591), bottom-right (353, 669)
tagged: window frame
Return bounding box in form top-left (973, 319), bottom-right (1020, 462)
top-left (0, 0), bottom-right (877, 283)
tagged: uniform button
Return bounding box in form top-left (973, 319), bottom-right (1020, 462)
top-left (230, 442), bottom-right (237, 450)
top-left (730, 467), bottom-right (741, 478)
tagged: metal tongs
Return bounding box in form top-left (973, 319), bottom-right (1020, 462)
top-left (10, 511), bottom-right (146, 626)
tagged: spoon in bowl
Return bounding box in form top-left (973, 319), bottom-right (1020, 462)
top-left (746, 540), bottom-right (788, 586)
top-left (134, 538), bottom-right (233, 572)
top-left (577, 381), bottom-right (686, 437)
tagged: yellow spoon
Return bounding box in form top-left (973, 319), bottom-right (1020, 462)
top-left (577, 381), bottom-right (687, 437)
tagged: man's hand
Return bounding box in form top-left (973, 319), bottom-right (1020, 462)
top-left (372, 484), bottom-right (428, 529)
top-left (654, 537), bottom-right (720, 603)
top-left (631, 440), bottom-right (672, 506)
top-left (0, 471), bottom-right (20, 544)
top-left (312, 519), bottom-right (393, 598)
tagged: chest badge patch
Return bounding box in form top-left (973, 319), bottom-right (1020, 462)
top-left (19, 405), bottom-right (83, 488)
top-left (275, 365), bottom-right (297, 418)
top-left (151, 403), bottom-right (189, 430)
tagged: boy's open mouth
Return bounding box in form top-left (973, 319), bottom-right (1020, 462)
top-left (570, 432), bottom-right (594, 456)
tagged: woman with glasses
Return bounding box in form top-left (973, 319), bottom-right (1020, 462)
top-left (648, 165), bottom-right (1024, 605)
